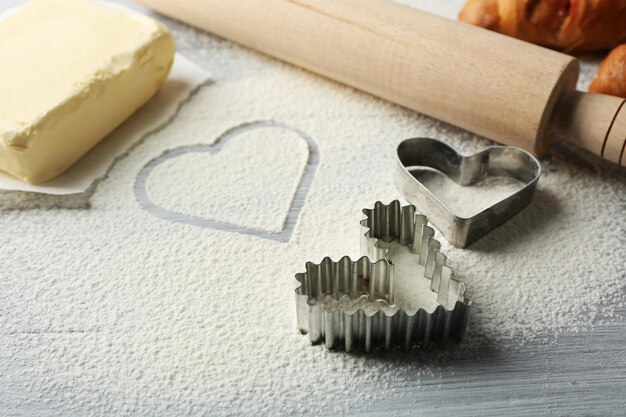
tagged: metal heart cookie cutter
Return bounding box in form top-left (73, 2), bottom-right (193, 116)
top-left (295, 201), bottom-right (471, 353)
top-left (395, 138), bottom-right (542, 248)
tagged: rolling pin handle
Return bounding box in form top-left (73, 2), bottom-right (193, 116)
top-left (554, 91), bottom-right (626, 166)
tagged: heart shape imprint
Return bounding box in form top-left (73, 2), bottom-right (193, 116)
top-left (395, 138), bottom-right (541, 248)
top-left (135, 121), bottom-right (319, 242)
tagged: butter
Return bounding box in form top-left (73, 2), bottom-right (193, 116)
top-left (0, 0), bottom-right (175, 184)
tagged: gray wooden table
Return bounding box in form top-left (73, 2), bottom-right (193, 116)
top-left (1, 0), bottom-right (625, 416)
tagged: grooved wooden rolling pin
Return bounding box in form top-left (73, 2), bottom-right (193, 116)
top-left (139, 0), bottom-right (626, 166)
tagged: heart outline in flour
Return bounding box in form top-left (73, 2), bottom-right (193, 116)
top-left (134, 121), bottom-right (319, 242)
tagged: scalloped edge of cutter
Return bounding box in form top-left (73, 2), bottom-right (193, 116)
top-left (295, 201), bottom-right (471, 352)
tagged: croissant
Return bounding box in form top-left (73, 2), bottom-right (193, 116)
top-left (458, 0), bottom-right (626, 52)
top-left (589, 44), bottom-right (626, 99)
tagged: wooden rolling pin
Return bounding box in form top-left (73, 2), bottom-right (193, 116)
top-left (138, 0), bottom-right (626, 166)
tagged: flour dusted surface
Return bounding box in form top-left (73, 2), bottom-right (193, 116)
top-left (1, 0), bottom-right (625, 416)
top-left (146, 126), bottom-right (309, 233)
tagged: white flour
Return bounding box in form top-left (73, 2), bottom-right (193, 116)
top-left (1, 0), bottom-right (625, 416)
top-left (146, 126), bottom-right (309, 233)
top-left (411, 169), bottom-right (528, 218)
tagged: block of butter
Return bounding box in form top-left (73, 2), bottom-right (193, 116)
top-left (0, 0), bottom-right (175, 184)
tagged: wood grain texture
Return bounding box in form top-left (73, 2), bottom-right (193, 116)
top-left (556, 91), bottom-right (626, 166)
top-left (136, 0), bottom-right (574, 156)
top-left (138, 0), bottom-right (626, 166)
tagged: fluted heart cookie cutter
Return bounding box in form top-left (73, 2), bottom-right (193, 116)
top-left (295, 201), bottom-right (470, 353)
top-left (395, 138), bottom-right (542, 248)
